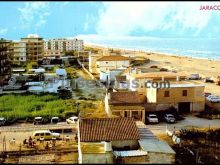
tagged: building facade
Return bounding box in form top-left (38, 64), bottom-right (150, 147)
top-left (0, 38), bottom-right (12, 85)
top-left (44, 38), bottom-right (84, 57)
top-left (147, 83), bottom-right (205, 113)
top-left (105, 91), bottom-right (147, 123)
top-left (96, 55), bottom-right (130, 73)
top-left (12, 41), bottom-right (26, 65)
top-left (21, 34), bottom-right (44, 62)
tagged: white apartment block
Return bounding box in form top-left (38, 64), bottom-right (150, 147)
top-left (44, 38), bottom-right (84, 56)
top-left (12, 41), bottom-right (27, 65)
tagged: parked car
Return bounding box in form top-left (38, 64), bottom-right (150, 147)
top-left (188, 74), bottom-right (201, 80)
top-left (164, 114), bottom-right (176, 123)
top-left (206, 95), bottom-right (220, 103)
top-left (51, 117), bottom-right (59, 124)
top-left (33, 117), bottom-right (44, 125)
top-left (66, 116), bottom-right (78, 124)
top-left (0, 117), bottom-right (6, 126)
top-left (32, 130), bottom-right (61, 141)
top-left (147, 114), bottom-right (159, 123)
top-left (204, 77), bottom-right (215, 83)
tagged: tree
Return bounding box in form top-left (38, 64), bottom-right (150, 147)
top-left (58, 88), bottom-right (73, 99)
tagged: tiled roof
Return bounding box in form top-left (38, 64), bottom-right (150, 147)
top-left (79, 117), bottom-right (140, 142)
top-left (109, 91), bottom-right (146, 104)
top-left (96, 55), bottom-right (130, 61)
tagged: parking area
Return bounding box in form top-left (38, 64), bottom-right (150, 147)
top-left (145, 115), bottom-right (220, 135)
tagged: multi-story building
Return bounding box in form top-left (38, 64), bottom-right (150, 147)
top-left (21, 34), bottom-right (44, 62)
top-left (12, 41), bottom-right (26, 65)
top-left (0, 38), bottom-right (12, 85)
top-left (44, 38), bottom-right (84, 57)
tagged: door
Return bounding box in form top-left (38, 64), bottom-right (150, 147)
top-left (178, 102), bottom-right (191, 113)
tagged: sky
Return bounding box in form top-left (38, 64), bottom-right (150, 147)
top-left (0, 1), bottom-right (220, 40)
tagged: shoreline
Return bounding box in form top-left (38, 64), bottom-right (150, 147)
top-left (84, 42), bottom-right (220, 62)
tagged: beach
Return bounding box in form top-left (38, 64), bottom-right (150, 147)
top-left (86, 43), bottom-right (220, 96)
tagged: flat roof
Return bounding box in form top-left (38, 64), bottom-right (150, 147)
top-left (169, 83), bottom-right (205, 88)
top-left (80, 142), bottom-right (105, 154)
top-left (113, 150), bottom-right (148, 157)
top-left (110, 105), bottom-right (145, 111)
top-left (97, 55), bottom-right (130, 61)
top-left (139, 139), bottom-right (175, 154)
top-left (56, 69), bottom-right (67, 76)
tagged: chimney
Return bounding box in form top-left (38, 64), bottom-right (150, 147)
top-left (176, 76), bottom-right (180, 81)
top-left (104, 141), bottom-right (112, 152)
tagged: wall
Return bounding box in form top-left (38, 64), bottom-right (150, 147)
top-left (105, 93), bottom-right (112, 117)
top-left (97, 60), bottom-right (130, 73)
top-left (81, 152), bottom-right (113, 164)
top-left (147, 152), bottom-right (175, 164)
top-left (89, 54), bottom-right (100, 74)
top-left (116, 155), bottom-right (149, 164)
top-left (192, 102), bottom-right (205, 112)
top-left (148, 86), bottom-right (205, 104)
top-left (112, 140), bottom-right (139, 150)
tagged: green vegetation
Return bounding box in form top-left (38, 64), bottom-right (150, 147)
top-left (64, 50), bottom-right (78, 56)
top-left (0, 94), bottom-right (101, 121)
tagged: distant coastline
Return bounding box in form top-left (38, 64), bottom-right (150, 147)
top-left (85, 42), bottom-right (220, 62)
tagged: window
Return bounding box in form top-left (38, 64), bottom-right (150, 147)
top-left (182, 90), bottom-right (187, 96)
top-left (164, 91), bottom-right (170, 97)
top-left (45, 133), bottom-right (51, 136)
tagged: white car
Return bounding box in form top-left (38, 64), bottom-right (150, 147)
top-left (206, 95), bottom-right (220, 103)
top-left (147, 114), bottom-right (159, 123)
top-left (66, 116), bottom-right (78, 124)
top-left (32, 130), bottom-right (61, 140)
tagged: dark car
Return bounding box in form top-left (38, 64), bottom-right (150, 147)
top-left (204, 77), bottom-right (215, 83)
top-left (164, 114), bottom-right (176, 123)
top-left (0, 117), bottom-right (6, 126)
top-left (51, 117), bottom-right (59, 124)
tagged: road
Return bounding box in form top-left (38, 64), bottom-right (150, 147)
top-left (0, 122), bottom-right (77, 133)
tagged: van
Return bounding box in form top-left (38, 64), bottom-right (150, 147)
top-left (32, 130), bottom-right (61, 141)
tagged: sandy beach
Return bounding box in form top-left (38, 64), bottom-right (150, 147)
top-left (86, 43), bottom-right (220, 96)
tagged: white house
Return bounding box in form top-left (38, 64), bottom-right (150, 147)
top-left (100, 69), bottom-right (125, 83)
top-left (96, 55), bottom-right (130, 73)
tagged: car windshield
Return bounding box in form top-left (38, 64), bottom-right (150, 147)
top-left (149, 115), bottom-right (157, 118)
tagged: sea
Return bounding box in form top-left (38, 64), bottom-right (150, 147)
top-left (78, 36), bottom-right (220, 60)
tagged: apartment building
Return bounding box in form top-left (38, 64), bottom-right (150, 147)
top-left (21, 34), bottom-right (44, 62)
top-left (44, 38), bottom-right (84, 57)
top-left (0, 38), bottom-right (12, 85)
top-left (12, 41), bottom-right (26, 65)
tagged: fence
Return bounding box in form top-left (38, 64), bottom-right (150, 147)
top-left (77, 58), bottom-right (97, 81)
top-left (0, 123), bottom-right (77, 133)
top-left (166, 125), bottom-right (181, 145)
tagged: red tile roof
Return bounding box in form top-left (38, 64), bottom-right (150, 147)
top-left (109, 91), bottom-right (146, 105)
top-left (96, 55), bottom-right (130, 61)
top-left (79, 117), bottom-right (140, 142)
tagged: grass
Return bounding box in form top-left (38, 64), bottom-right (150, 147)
top-left (0, 94), bottom-right (103, 122)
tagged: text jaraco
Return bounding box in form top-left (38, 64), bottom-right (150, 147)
top-left (200, 5), bottom-right (220, 10)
